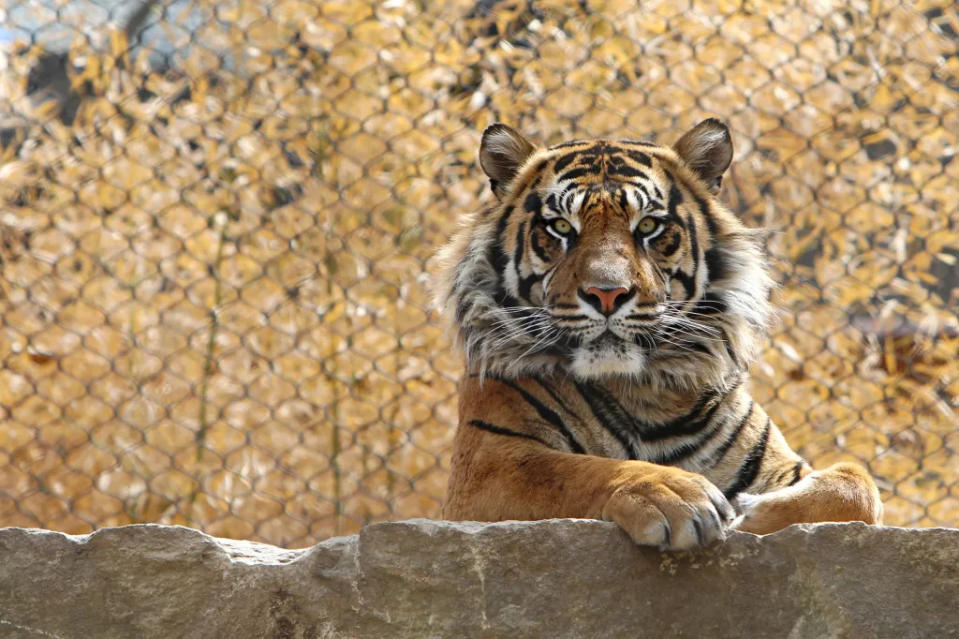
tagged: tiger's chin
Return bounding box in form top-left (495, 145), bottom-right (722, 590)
top-left (568, 336), bottom-right (647, 379)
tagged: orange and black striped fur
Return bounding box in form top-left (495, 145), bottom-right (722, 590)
top-left (436, 120), bottom-right (882, 549)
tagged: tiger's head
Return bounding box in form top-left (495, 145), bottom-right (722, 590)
top-left (437, 119), bottom-right (773, 389)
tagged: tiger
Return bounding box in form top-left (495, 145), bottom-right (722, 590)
top-left (435, 119), bottom-right (882, 550)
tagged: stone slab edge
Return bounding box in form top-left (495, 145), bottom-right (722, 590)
top-left (1, 520), bottom-right (957, 638)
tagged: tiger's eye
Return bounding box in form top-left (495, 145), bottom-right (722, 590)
top-left (637, 217), bottom-right (659, 234)
top-left (551, 219), bottom-right (572, 235)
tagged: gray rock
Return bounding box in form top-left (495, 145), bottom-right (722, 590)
top-left (0, 520), bottom-right (957, 638)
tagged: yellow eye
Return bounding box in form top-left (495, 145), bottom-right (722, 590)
top-left (637, 217), bottom-right (659, 235)
top-left (550, 219), bottom-right (573, 235)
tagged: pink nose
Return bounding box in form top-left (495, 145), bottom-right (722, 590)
top-left (584, 286), bottom-right (630, 315)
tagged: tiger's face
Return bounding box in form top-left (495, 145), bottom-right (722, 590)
top-left (438, 119), bottom-right (772, 387)
top-left (503, 141), bottom-right (710, 378)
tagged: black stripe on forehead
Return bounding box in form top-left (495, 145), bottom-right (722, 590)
top-left (552, 152), bottom-right (579, 173)
top-left (622, 149), bottom-right (652, 167)
top-left (550, 146), bottom-right (604, 177)
top-left (603, 182), bottom-right (633, 213)
top-left (555, 147), bottom-right (661, 191)
top-left (606, 157), bottom-right (648, 180)
top-left (541, 143), bottom-right (677, 213)
top-left (558, 166), bottom-right (600, 182)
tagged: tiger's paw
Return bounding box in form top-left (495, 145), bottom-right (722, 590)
top-left (732, 463), bottom-right (883, 535)
top-left (730, 491), bottom-right (782, 535)
top-left (732, 489), bottom-right (819, 535)
top-left (601, 468), bottom-right (736, 551)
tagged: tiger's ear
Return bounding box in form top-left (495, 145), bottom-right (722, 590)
top-left (673, 118), bottom-right (733, 194)
top-left (479, 123), bottom-right (537, 199)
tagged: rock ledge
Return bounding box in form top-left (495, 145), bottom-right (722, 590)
top-left (1, 520), bottom-right (957, 638)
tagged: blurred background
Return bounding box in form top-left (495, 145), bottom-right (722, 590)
top-left (0, 0), bottom-right (956, 548)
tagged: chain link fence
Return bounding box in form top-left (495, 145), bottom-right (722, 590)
top-left (0, 0), bottom-right (956, 548)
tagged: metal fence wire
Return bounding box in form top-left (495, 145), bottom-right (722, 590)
top-left (0, 0), bottom-right (956, 548)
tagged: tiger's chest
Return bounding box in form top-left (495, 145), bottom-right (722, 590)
top-left (465, 373), bottom-right (762, 492)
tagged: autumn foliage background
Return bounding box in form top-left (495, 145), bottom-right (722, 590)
top-left (0, 0), bottom-right (956, 547)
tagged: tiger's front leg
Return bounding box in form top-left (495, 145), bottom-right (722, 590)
top-left (444, 426), bottom-right (738, 551)
top-left (733, 462), bottom-right (883, 535)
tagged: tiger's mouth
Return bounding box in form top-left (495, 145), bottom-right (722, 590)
top-left (588, 331), bottom-right (633, 349)
top-left (560, 319), bottom-right (659, 348)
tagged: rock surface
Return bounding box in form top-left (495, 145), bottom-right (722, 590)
top-left (0, 520), bottom-right (957, 638)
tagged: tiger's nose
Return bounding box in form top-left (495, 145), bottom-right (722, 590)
top-left (580, 286), bottom-right (632, 316)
